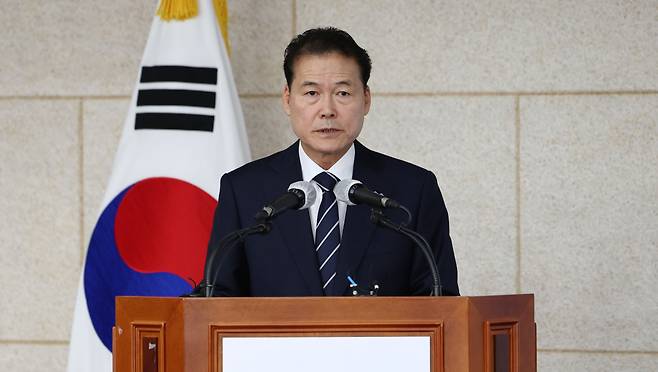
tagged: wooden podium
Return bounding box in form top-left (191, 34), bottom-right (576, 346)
top-left (113, 295), bottom-right (535, 372)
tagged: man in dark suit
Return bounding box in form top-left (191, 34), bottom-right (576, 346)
top-left (207, 27), bottom-right (459, 297)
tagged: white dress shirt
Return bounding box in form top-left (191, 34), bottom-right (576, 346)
top-left (298, 142), bottom-right (355, 239)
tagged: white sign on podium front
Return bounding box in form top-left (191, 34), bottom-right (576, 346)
top-left (222, 336), bottom-right (430, 372)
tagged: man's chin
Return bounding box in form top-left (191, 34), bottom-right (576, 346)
top-left (301, 141), bottom-right (351, 162)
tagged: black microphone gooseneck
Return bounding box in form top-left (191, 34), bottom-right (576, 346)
top-left (370, 208), bottom-right (443, 297)
top-left (201, 181), bottom-right (319, 297)
top-left (334, 179), bottom-right (441, 295)
top-left (203, 223), bottom-right (271, 297)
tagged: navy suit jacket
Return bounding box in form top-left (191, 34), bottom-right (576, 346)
top-left (207, 141), bottom-right (459, 296)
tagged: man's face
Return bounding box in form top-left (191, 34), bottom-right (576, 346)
top-left (282, 52), bottom-right (371, 169)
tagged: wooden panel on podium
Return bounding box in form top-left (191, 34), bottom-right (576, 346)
top-left (113, 295), bottom-right (536, 372)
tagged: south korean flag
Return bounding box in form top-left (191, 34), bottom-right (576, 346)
top-left (67, 1), bottom-right (250, 371)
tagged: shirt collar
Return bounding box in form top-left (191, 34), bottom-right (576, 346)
top-left (298, 142), bottom-right (355, 183)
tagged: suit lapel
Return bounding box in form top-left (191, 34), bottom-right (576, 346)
top-left (267, 142), bottom-right (324, 295)
top-left (333, 142), bottom-right (379, 295)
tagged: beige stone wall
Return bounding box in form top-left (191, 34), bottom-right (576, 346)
top-left (0, 0), bottom-right (656, 370)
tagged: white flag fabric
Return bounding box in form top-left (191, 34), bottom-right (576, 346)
top-left (67, 0), bottom-right (250, 370)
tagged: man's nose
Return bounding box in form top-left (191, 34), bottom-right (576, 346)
top-left (320, 96), bottom-right (336, 119)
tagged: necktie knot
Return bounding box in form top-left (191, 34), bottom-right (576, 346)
top-left (313, 171), bottom-right (338, 193)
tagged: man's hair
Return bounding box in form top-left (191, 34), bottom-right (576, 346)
top-left (283, 27), bottom-right (372, 88)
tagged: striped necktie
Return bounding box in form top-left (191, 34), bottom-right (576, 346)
top-left (313, 171), bottom-right (340, 295)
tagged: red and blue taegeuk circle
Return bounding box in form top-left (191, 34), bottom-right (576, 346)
top-left (83, 177), bottom-right (216, 350)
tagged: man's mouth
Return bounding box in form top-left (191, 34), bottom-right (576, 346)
top-left (315, 128), bottom-right (341, 134)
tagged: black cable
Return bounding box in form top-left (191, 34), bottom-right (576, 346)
top-left (371, 209), bottom-right (443, 296)
top-left (398, 204), bottom-right (412, 226)
top-left (203, 223), bottom-right (271, 297)
top-left (399, 224), bottom-right (442, 296)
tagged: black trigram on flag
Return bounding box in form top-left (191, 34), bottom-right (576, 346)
top-left (135, 65), bottom-right (218, 132)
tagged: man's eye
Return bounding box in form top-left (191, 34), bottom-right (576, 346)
top-left (337, 91), bottom-right (350, 96)
top-left (305, 91), bottom-right (318, 96)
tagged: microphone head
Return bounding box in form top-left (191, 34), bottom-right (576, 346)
top-left (288, 181), bottom-right (318, 210)
top-left (334, 179), bottom-right (362, 206)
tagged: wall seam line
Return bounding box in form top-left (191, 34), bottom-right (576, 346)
top-left (374, 90), bottom-right (658, 97)
top-left (539, 348), bottom-right (658, 355)
top-left (79, 99), bottom-right (85, 266)
top-left (0, 90), bottom-right (656, 101)
top-left (291, 0), bottom-right (297, 37)
top-left (515, 96), bottom-right (522, 294)
top-left (0, 340), bottom-right (69, 345)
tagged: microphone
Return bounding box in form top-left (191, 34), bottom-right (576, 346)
top-left (334, 179), bottom-right (400, 209)
top-left (254, 181), bottom-right (318, 221)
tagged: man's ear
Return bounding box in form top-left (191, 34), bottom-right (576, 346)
top-left (282, 85), bottom-right (291, 116)
top-left (363, 85), bottom-right (372, 115)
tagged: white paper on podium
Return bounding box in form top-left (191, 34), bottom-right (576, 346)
top-left (222, 336), bottom-right (430, 372)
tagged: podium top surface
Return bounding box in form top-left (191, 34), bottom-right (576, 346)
top-left (115, 294), bottom-right (534, 324)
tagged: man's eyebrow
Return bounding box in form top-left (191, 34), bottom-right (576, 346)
top-left (298, 79), bottom-right (354, 87)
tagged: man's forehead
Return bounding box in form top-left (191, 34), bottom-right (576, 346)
top-left (292, 53), bottom-right (360, 78)
top-left (292, 59), bottom-right (361, 87)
